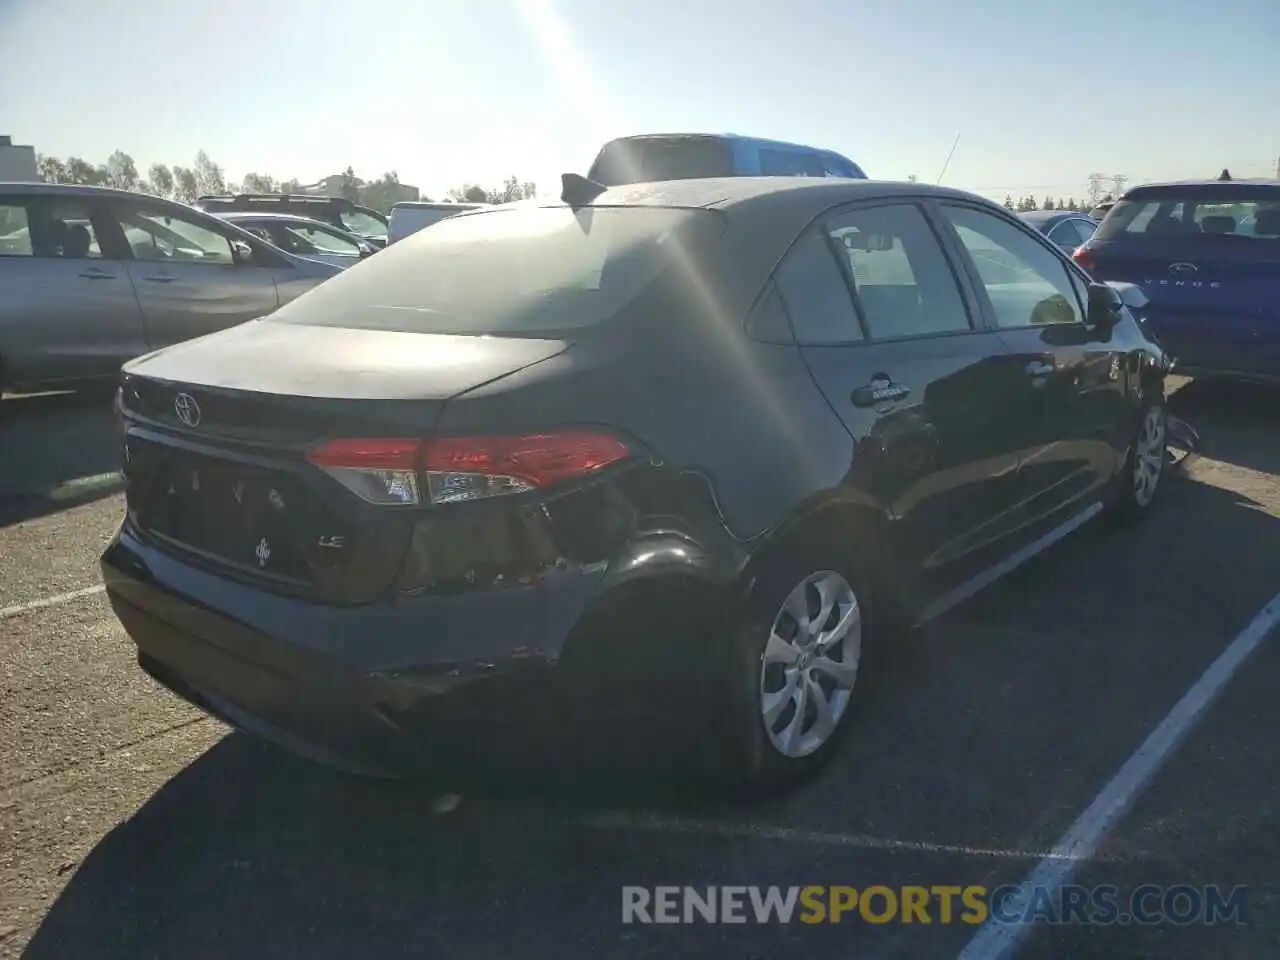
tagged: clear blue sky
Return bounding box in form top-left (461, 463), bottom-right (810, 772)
top-left (2, 0), bottom-right (1277, 203)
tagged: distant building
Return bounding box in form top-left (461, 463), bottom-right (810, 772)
top-left (296, 174), bottom-right (419, 204)
top-left (0, 135), bottom-right (38, 181)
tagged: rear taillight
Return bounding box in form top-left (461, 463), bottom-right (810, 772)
top-left (306, 431), bottom-right (629, 506)
top-left (1072, 246), bottom-right (1096, 272)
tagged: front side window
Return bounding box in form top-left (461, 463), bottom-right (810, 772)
top-left (942, 205), bottom-right (1083, 329)
top-left (826, 203), bottom-right (971, 340)
top-left (272, 205), bottom-right (719, 335)
top-left (287, 224), bottom-right (361, 255)
top-left (120, 206), bottom-right (235, 264)
top-left (338, 209), bottom-right (387, 239)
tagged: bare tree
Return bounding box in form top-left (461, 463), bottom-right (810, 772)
top-left (193, 151), bottom-right (226, 196)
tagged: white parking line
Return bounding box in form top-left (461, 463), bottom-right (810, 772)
top-left (958, 589), bottom-right (1280, 960)
top-left (579, 811), bottom-right (1074, 862)
top-left (0, 584), bottom-right (106, 622)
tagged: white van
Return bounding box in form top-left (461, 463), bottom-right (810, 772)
top-left (387, 201), bottom-right (487, 244)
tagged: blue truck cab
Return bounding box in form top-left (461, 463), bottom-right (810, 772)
top-left (587, 133), bottom-right (867, 186)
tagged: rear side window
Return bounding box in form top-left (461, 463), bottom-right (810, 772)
top-left (759, 149), bottom-right (826, 177)
top-left (0, 201), bottom-right (33, 256)
top-left (826, 204), bottom-right (972, 340)
top-left (271, 206), bottom-right (720, 335)
top-left (1096, 191), bottom-right (1280, 243)
top-left (774, 230), bottom-right (863, 344)
top-left (589, 138), bottom-right (735, 186)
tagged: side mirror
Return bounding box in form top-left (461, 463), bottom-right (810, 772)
top-left (1086, 282), bottom-right (1123, 329)
top-left (230, 239), bottom-right (254, 265)
top-left (357, 242), bottom-right (375, 259)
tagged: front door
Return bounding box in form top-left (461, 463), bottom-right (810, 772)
top-left (112, 199), bottom-right (280, 349)
top-left (773, 201), bottom-right (1029, 599)
top-left (939, 203), bottom-right (1127, 520)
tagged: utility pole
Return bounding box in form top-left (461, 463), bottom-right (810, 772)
top-left (1111, 174), bottom-right (1128, 198)
top-left (1087, 173), bottom-right (1108, 206)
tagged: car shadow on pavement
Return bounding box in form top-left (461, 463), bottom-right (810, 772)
top-left (1168, 378), bottom-right (1280, 475)
top-left (0, 391), bottom-right (123, 528)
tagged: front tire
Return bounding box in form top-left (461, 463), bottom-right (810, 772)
top-left (721, 553), bottom-right (867, 789)
top-left (1112, 396), bottom-right (1167, 520)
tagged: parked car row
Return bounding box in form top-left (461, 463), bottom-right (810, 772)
top-left (0, 183), bottom-right (341, 393)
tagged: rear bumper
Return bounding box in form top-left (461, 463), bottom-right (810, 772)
top-left (101, 524), bottom-right (607, 772)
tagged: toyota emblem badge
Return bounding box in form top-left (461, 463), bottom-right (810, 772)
top-left (174, 392), bottom-right (201, 428)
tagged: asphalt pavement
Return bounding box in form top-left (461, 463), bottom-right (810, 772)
top-left (1, 379), bottom-right (1278, 959)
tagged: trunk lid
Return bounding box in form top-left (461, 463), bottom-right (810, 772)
top-left (120, 321), bottom-right (572, 603)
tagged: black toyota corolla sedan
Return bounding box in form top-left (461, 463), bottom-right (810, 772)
top-left (102, 175), bottom-right (1170, 786)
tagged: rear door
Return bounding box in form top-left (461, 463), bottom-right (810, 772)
top-left (776, 200), bottom-right (1030, 596)
top-left (939, 203), bottom-right (1127, 517)
top-left (0, 192), bottom-right (146, 386)
top-left (113, 198), bottom-right (282, 348)
top-left (1086, 189), bottom-right (1280, 377)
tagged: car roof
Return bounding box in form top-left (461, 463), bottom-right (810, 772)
top-left (217, 211), bottom-right (341, 226)
top-left (0, 181), bottom-right (163, 200)
top-left (1123, 179), bottom-right (1280, 198)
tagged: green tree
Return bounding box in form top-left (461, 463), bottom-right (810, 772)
top-left (1042, 196), bottom-right (1054, 211)
top-left (37, 154), bottom-right (67, 183)
top-left (1056, 198), bottom-right (1066, 211)
top-left (105, 150), bottom-right (139, 191)
top-left (172, 166), bottom-right (199, 202)
top-left (240, 172), bottom-right (278, 194)
top-left (359, 171), bottom-right (417, 214)
top-left (148, 164), bottom-right (174, 198)
top-left (338, 166), bottom-right (361, 203)
top-left (487, 175), bottom-right (537, 204)
top-left (64, 157), bottom-right (100, 185)
top-left (193, 150), bottom-right (226, 196)
top-left (279, 178), bottom-right (302, 194)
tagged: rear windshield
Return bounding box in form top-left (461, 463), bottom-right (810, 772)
top-left (589, 138), bottom-right (735, 186)
top-left (271, 205), bottom-right (720, 335)
top-left (1095, 190), bottom-right (1280, 245)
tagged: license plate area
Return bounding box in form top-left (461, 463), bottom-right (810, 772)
top-left (130, 439), bottom-right (317, 584)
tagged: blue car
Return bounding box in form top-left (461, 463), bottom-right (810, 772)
top-left (1074, 175), bottom-right (1280, 384)
top-left (587, 133), bottom-right (866, 186)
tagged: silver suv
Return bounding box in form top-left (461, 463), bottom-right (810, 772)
top-left (0, 183), bottom-right (340, 393)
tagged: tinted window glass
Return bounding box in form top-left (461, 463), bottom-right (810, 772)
top-left (1071, 218), bottom-right (1098, 246)
top-left (589, 138), bottom-right (735, 186)
top-left (119, 207), bottom-right (235, 264)
top-left (943, 205), bottom-right (1084, 329)
top-left (773, 230), bottom-right (862, 344)
top-left (0, 201), bottom-right (33, 256)
top-left (759, 149), bottom-right (826, 177)
top-left (1096, 189), bottom-right (1280, 242)
top-left (1, 197), bottom-right (107, 259)
top-left (1045, 220), bottom-right (1080, 250)
top-left (272, 206), bottom-right (719, 335)
top-left (826, 204), bottom-right (971, 340)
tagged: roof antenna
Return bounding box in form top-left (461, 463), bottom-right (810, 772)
top-left (936, 133), bottom-right (961, 184)
top-left (561, 172), bottom-right (607, 207)
top-left (1218, 168), bottom-right (1232, 181)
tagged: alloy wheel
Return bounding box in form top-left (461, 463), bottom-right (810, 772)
top-left (1133, 405), bottom-right (1167, 507)
top-left (759, 570), bottom-right (862, 759)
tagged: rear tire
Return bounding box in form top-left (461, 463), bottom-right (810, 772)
top-left (1111, 394), bottom-right (1167, 521)
top-left (719, 549), bottom-right (869, 791)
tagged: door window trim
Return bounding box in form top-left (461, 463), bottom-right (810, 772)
top-left (932, 200), bottom-right (1090, 331)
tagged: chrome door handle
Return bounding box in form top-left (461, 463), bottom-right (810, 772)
top-left (1024, 360), bottom-right (1055, 377)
